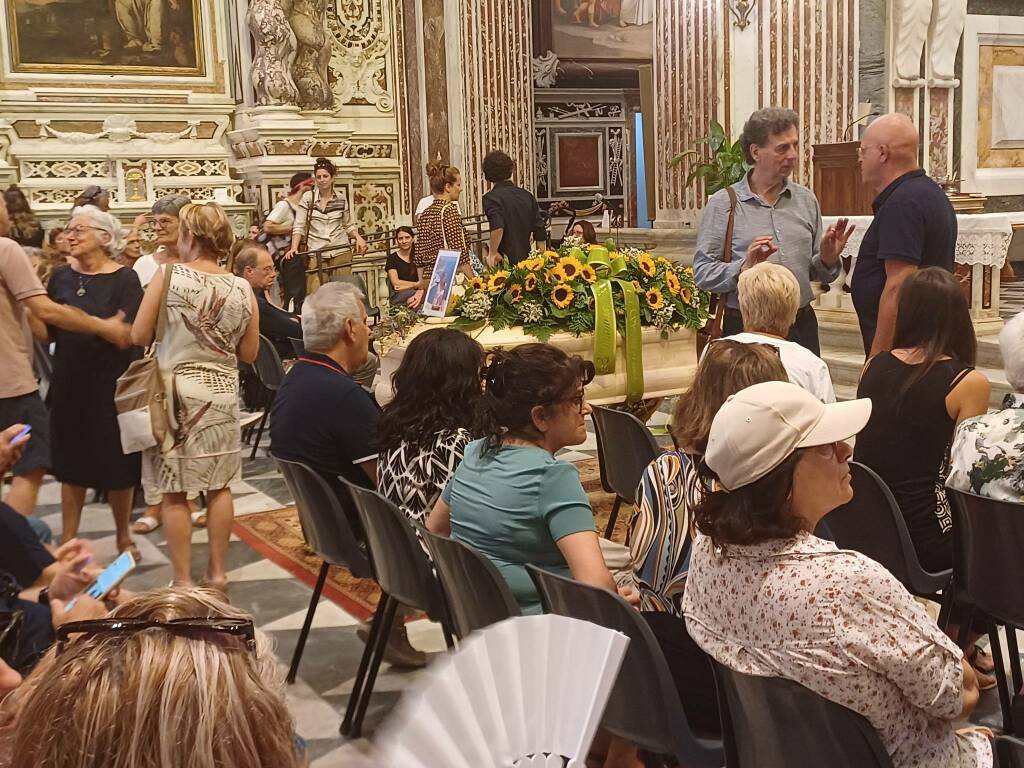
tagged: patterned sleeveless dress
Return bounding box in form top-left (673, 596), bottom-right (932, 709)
top-left (144, 264), bottom-right (253, 494)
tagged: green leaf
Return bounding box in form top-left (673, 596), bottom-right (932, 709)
top-left (449, 317), bottom-right (486, 333)
top-left (523, 323), bottom-right (555, 342)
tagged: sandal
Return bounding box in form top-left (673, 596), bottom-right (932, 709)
top-left (969, 644), bottom-right (996, 674)
top-left (119, 541), bottom-right (143, 565)
top-left (131, 515), bottom-right (161, 535)
top-left (190, 510), bottom-right (208, 528)
top-left (967, 646), bottom-right (998, 690)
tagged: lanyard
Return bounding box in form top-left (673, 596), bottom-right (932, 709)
top-left (297, 357), bottom-right (350, 377)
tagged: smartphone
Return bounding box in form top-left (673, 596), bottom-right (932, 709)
top-left (65, 551), bottom-right (136, 611)
top-left (10, 425), bottom-right (31, 447)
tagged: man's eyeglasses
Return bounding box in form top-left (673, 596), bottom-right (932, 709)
top-left (56, 617), bottom-right (257, 655)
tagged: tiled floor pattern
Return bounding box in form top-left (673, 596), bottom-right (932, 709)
top-left (19, 407), bottom-right (677, 766)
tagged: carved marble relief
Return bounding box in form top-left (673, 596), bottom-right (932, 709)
top-left (248, 0), bottom-right (299, 106)
top-left (327, 0), bottom-right (393, 111)
top-left (353, 182), bottom-right (395, 231)
top-left (290, 0), bottom-right (332, 110)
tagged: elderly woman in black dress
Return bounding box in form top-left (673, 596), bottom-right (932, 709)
top-left (44, 206), bottom-right (143, 559)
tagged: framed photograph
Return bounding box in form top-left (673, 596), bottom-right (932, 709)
top-left (421, 250), bottom-right (461, 318)
top-left (533, 0), bottom-right (652, 88)
top-left (7, 0), bottom-right (205, 76)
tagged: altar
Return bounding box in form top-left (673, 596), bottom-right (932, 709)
top-left (375, 320), bottom-right (698, 407)
top-left (814, 213), bottom-right (1014, 336)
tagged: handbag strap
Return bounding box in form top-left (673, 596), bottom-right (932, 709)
top-left (706, 186), bottom-right (739, 338)
top-left (439, 201), bottom-right (452, 250)
top-left (154, 262), bottom-right (174, 345)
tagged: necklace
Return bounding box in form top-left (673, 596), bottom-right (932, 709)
top-left (76, 274), bottom-right (93, 297)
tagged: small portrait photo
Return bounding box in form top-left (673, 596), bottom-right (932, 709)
top-left (421, 250), bottom-right (461, 318)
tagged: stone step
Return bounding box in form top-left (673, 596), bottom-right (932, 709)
top-left (818, 320), bottom-right (1006, 370)
top-left (823, 347), bottom-right (1012, 407)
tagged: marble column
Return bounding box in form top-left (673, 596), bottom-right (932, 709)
top-left (290, 0), bottom-right (332, 110)
top-left (654, 1), bottom-right (859, 226)
top-left (248, 0), bottom-right (299, 107)
top-left (452, 0), bottom-right (536, 213)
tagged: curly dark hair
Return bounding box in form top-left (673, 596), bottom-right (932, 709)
top-left (478, 343), bottom-right (595, 457)
top-left (482, 150), bottom-right (514, 183)
top-left (313, 157), bottom-right (337, 176)
top-left (693, 451), bottom-right (805, 548)
top-left (374, 328), bottom-right (485, 454)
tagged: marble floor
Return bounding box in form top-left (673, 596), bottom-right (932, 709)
top-left (21, 408), bottom-right (675, 766)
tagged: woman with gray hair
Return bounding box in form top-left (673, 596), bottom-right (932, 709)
top-left (41, 205), bottom-right (144, 559)
top-left (693, 106), bottom-right (855, 355)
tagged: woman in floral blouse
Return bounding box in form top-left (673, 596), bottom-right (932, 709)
top-left (375, 327), bottom-right (484, 523)
top-left (684, 381), bottom-right (992, 768)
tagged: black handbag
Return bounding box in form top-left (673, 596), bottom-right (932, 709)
top-left (0, 571), bottom-right (25, 670)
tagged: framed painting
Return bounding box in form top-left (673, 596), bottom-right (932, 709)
top-left (7, 0), bottom-right (205, 76)
top-left (421, 250), bottom-right (461, 318)
top-left (533, 0), bottom-right (652, 88)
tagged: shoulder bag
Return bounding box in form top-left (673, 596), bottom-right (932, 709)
top-left (696, 186), bottom-right (739, 358)
top-left (114, 264), bottom-right (174, 454)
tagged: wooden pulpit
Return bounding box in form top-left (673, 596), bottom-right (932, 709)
top-left (812, 142), bottom-right (873, 216)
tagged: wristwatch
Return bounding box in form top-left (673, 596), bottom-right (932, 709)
top-left (37, 586), bottom-right (50, 607)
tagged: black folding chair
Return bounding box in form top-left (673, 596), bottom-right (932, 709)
top-left (272, 458), bottom-right (372, 689)
top-left (997, 735), bottom-right (1024, 768)
top-left (331, 273), bottom-right (381, 326)
top-left (590, 405), bottom-right (662, 540)
top-left (526, 566), bottom-right (722, 768)
top-left (341, 480), bottom-right (455, 738)
top-left (948, 488), bottom-right (1024, 735)
top-left (416, 524), bottom-right (521, 639)
top-left (710, 662), bottom-right (894, 767)
top-left (820, 462), bottom-right (952, 611)
top-left (246, 335), bottom-right (285, 459)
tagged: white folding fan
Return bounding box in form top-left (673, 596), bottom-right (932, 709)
top-left (376, 614), bottom-right (629, 768)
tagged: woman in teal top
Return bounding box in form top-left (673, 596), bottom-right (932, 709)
top-left (428, 343), bottom-right (634, 615)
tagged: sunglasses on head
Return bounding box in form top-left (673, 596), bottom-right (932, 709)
top-left (56, 617), bottom-right (257, 655)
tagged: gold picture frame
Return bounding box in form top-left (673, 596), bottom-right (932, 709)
top-left (8, 0), bottom-right (205, 77)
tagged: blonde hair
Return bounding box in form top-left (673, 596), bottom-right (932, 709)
top-left (737, 261), bottom-right (800, 337)
top-left (178, 202), bottom-right (234, 259)
top-left (1, 587), bottom-right (300, 768)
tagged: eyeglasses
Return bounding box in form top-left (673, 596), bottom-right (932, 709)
top-left (808, 441), bottom-right (845, 460)
top-left (64, 225), bottom-right (105, 237)
top-left (566, 391), bottom-right (587, 414)
top-left (56, 617), bottom-right (257, 655)
top-left (152, 217), bottom-right (178, 229)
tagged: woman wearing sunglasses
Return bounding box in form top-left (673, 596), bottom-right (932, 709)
top-left (1, 587), bottom-right (305, 768)
top-left (427, 343), bottom-right (635, 616)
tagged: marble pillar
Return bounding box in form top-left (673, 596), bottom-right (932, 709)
top-left (290, 0), bottom-right (332, 110)
top-left (452, 0), bottom-right (536, 213)
top-left (654, 0), bottom-right (859, 226)
top-left (248, 0), bottom-right (299, 107)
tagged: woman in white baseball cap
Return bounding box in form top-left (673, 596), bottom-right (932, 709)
top-left (682, 380), bottom-right (992, 768)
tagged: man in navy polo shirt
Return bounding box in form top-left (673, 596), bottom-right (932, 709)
top-left (270, 282), bottom-right (378, 492)
top-left (852, 113), bottom-right (957, 356)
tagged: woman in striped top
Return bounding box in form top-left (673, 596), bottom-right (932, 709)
top-left (285, 157), bottom-right (368, 295)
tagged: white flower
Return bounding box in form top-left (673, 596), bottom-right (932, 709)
top-left (519, 300), bottom-right (545, 324)
top-left (460, 290), bottom-right (492, 320)
top-left (562, 234), bottom-right (585, 249)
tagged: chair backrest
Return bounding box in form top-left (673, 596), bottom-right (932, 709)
top-left (342, 479), bottom-right (449, 621)
top-left (590, 405), bottom-right (661, 505)
top-left (273, 457), bottom-right (373, 578)
top-left (821, 462), bottom-right (949, 596)
top-left (288, 337), bottom-right (305, 358)
top-left (331, 273), bottom-right (375, 309)
top-left (711, 662), bottom-right (894, 768)
top-left (996, 735), bottom-right (1024, 768)
top-left (948, 488), bottom-right (1024, 627)
top-left (526, 566), bottom-right (722, 768)
top-left (417, 525), bottom-right (521, 638)
top-left (253, 334), bottom-right (285, 391)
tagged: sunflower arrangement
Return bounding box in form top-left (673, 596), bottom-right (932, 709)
top-left (450, 237), bottom-right (710, 341)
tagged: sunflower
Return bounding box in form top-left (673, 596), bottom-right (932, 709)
top-left (666, 270), bottom-right (681, 295)
top-left (637, 252), bottom-right (657, 278)
top-left (556, 256), bottom-right (584, 281)
top-left (681, 288), bottom-right (693, 305)
top-left (550, 265), bottom-right (567, 283)
top-left (524, 273), bottom-right (538, 292)
top-left (645, 287), bottom-right (665, 310)
top-left (543, 250), bottom-right (560, 263)
top-left (516, 256), bottom-right (544, 272)
top-left (580, 265), bottom-right (597, 284)
top-left (657, 256), bottom-right (671, 267)
top-left (551, 283), bottom-right (574, 309)
top-left (487, 271), bottom-right (509, 292)
top-left (632, 280), bottom-right (642, 291)
top-left (506, 283), bottom-right (523, 302)
top-left (470, 276), bottom-right (486, 291)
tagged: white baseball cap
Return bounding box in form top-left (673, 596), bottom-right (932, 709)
top-left (705, 381), bottom-right (872, 491)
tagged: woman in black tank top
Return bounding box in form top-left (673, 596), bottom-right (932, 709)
top-left (853, 268), bottom-right (990, 572)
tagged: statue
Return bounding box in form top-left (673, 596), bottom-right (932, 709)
top-left (289, 0), bottom-right (333, 111)
top-left (248, 0), bottom-right (299, 107)
top-left (892, 0), bottom-right (968, 86)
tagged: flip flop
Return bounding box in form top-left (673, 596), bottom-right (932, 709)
top-left (190, 510), bottom-right (208, 528)
top-left (131, 515), bottom-right (161, 535)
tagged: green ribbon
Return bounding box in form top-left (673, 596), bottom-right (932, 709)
top-left (584, 246), bottom-right (645, 403)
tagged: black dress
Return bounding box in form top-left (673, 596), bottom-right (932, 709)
top-left (853, 352), bottom-right (973, 572)
top-left (47, 264), bottom-right (143, 490)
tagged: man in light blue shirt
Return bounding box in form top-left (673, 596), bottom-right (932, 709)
top-left (694, 107), bottom-right (853, 355)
